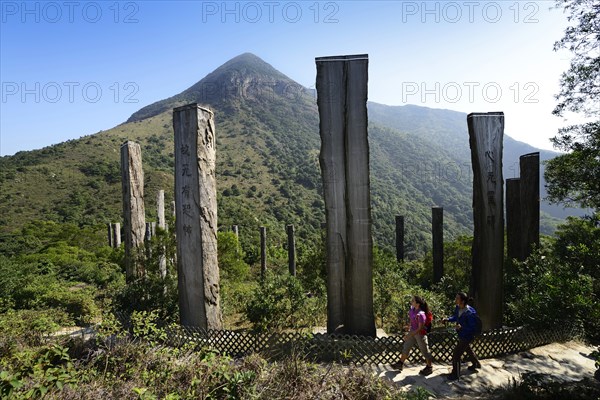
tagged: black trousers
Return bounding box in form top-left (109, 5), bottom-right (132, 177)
top-left (451, 338), bottom-right (479, 376)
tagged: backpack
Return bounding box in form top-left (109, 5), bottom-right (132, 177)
top-left (424, 311), bottom-right (433, 334)
top-left (472, 313), bottom-right (483, 336)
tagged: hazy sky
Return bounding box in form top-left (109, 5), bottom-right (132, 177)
top-left (1, 1), bottom-right (577, 156)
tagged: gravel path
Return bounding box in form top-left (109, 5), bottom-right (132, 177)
top-left (374, 341), bottom-right (597, 399)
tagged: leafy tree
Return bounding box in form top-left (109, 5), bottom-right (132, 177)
top-left (553, 214), bottom-right (600, 293)
top-left (545, 122), bottom-right (600, 209)
top-left (505, 242), bottom-right (598, 341)
top-left (296, 240), bottom-right (326, 297)
top-left (114, 226), bottom-right (178, 320)
top-left (217, 231), bottom-right (250, 282)
top-left (372, 247), bottom-right (447, 334)
top-left (244, 272), bottom-right (323, 333)
top-left (541, 1), bottom-right (600, 343)
top-left (545, 0), bottom-right (600, 210)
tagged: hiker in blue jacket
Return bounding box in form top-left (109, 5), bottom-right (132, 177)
top-left (442, 292), bottom-right (481, 380)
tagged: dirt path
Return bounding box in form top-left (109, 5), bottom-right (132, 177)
top-left (374, 341), bottom-right (597, 399)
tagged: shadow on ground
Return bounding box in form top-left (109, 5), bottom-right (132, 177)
top-left (375, 341), bottom-right (598, 399)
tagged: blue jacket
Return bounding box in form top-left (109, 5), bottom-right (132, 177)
top-left (447, 305), bottom-right (478, 341)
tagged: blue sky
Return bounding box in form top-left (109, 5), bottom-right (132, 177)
top-left (1, 1), bottom-right (576, 156)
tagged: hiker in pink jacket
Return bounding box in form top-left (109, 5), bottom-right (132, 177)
top-left (391, 295), bottom-right (434, 375)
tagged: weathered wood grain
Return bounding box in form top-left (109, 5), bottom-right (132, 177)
top-left (120, 141), bottom-right (146, 282)
top-left (316, 54), bottom-right (375, 336)
top-left (173, 104), bottom-right (222, 329)
top-left (519, 152), bottom-right (540, 260)
top-left (467, 112), bottom-right (504, 331)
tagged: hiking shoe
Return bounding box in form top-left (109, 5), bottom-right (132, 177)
top-left (468, 362), bottom-right (482, 371)
top-left (444, 372), bottom-right (459, 381)
top-left (419, 366), bottom-right (433, 376)
top-left (390, 362), bottom-right (404, 371)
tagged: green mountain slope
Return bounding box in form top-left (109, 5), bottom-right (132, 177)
top-left (0, 53), bottom-right (569, 257)
top-left (368, 102), bottom-right (579, 221)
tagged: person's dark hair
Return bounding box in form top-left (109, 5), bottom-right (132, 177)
top-left (456, 292), bottom-right (473, 305)
top-left (413, 295), bottom-right (430, 314)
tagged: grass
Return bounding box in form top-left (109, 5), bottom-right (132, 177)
top-left (1, 332), bottom-right (433, 400)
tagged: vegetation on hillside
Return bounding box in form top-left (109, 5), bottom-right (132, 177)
top-left (2, 5), bottom-right (599, 396)
top-left (1, 214), bottom-right (598, 398)
top-left (0, 50), bottom-right (571, 261)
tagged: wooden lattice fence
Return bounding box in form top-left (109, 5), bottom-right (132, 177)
top-left (115, 313), bottom-right (580, 365)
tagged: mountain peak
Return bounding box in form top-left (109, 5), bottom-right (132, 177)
top-left (127, 53), bottom-right (301, 122)
top-left (219, 52), bottom-right (278, 70)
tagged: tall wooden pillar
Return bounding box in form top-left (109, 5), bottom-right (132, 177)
top-left (157, 190), bottom-right (166, 231)
top-left (107, 223), bottom-right (114, 248)
top-left (316, 54), bottom-right (375, 336)
top-left (112, 223), bottom-right (121, 248)
top-left (173, 104), bottom-right (222, 329)
top-left (506, 178), bottom-right (522, 263)
top-left (432, 207), bottom-right (443, 283)
top-left (519, 152), bottom-right (540, 260)
top-left (287, 224), bottom-right (296, 276)
top-left (120, 141), bottom-right (146, 282)
top-left (260, 226), bottom-right (267, 280)
top-left (467, 112), bottom-right (504, 331)
top-left (157, 190), bottom-right (167, 278)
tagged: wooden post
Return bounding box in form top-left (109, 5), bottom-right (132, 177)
top-left (157, 190), bottom-right (167, 279)
top-left (316, 54), bottom-right (375, 336)
top-left (432, 207), bottom-right (443, 283)
top-left (231, 225), bottom-right (240, 260)
top-left (145, 223), bottom-right (152, 241)
top-left (157, 193), bottom-right (166, 230)
top-left (467, 112), bottom-right (504, 331)
top-left (120, 141), bottom-right (146, 282)
top-left (157, 190), bottom-right (166, 231)
top-left (145, 222), bottom-right (152, 260)
top-left (112, 223), bottom-right (121, 248)
top-left (287, 224), bottom-right (296, 276)
top-left (260, 226), bottom-right (267, 280)
top-left (173, 103), bottom-right (222, 329)
top-left (395, 216), bottom-right (404, 262)
top-left (506, 178), bottom-right (521, 263)
top-left (519, 152), bottom-right (540, 260)
top-left (107, 223), bottom-right (114, 248)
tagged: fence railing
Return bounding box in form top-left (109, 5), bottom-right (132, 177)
top-left (115, 314), bottom-right (580, 365)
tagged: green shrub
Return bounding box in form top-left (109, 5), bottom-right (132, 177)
top-left (553, 214), bottom-right (600, 294)
top-left (0, 309), bottom-right (69, 352)
top-left (245, 272), bottom-right (323, 333)
top-left (505, 244), bottom-right (595, 335)
top-left (113, 227), bottom-right (178, 320)
top-left (296, 241), bottom-right (326, 297)
top-left (11, 275), bottom-right (99, 326)
top-left (218, 231), bottom-right (250, 282)
top-left (373, 247), bottom-right (449, 334)
top-left (0, 343), bottom-right (79, 399)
